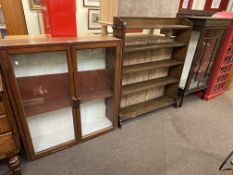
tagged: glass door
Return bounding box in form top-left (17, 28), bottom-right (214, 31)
top-left (188, 28), bottom-right (225, 90)
top-left (10, 48), bottom-right (76, 153)
top-left (74, 45), bottom-right (116, 138)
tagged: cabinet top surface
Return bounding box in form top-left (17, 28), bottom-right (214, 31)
top-left (0, 35), bottom-right (121, 49)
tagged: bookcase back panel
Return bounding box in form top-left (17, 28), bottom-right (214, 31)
top-left (122, 67), bottom-right (169, 86)
top-left (80, 99), bottom-right (112, 136)
top-left (120, 86), bottom-right (165, 108)
top-left (27, 107), bottom-right (75, 153)
top-left (123, 49), bottom-right (172, 66)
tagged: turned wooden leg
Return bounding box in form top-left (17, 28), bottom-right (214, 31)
top-left (101, 25), bottom-right (108, 36)
top-left (7, 155), bottom-right (21, 175)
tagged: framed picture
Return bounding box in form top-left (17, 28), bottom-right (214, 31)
top-left (88, 9), bottom-right (101, 30)
top-left (83, 0), bottom-right (100, 7)
top-left (29, 0), bottom-right (41, 11)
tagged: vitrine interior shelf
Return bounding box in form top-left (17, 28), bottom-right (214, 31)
top-left (0, 36), bottom-right (122, 160)
top-left (177, 11), bottom-right (231, 107)
top-left (113, 17), bottom-right (192, 125)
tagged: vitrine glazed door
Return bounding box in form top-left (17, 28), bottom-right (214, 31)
top-left (73, 43), bottom-right (116, 138)
top-left (188, 28), bottom-right (225, 91)
top-left (9, 46), bottom-right (77, 154)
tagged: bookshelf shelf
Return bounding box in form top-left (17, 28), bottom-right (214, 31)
top-left (125, 42), bottom-right (186, 53)
top-left (123, 59), bottom-right (183, 74)
top-left (119, 96), bottom-right (175, 121)
top-left (121, 76), bottom-right (178, 96)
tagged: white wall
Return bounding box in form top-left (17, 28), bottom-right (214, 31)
top-left (191, 0), bottom-right (233, 11)
top-left (192, 0), bottom-right (206, 10)
top-left (22, 0), bottom-right (100, 35)
top-left (22, 0), bottom-right (41, 34)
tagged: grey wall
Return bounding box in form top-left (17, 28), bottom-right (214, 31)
top-left (118, 0), bottom-right (180, 17)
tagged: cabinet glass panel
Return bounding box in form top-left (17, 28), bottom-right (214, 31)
top-left (10, 51), bottom-right (75, 153)
top-left (76, 48), bottom-right (115, 137)
top-left (188, 29), bottom-right (224, 90)
top-left (179, 31), bottom-right (200, 89)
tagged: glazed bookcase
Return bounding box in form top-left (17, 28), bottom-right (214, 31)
top-left (202, 20), bottom-right (233, 100)
top-left (113, 17), bottom-right (192, 125)
top-left (177, 11), bottom-right (231, 106)
top-left (0, 36), bottom-right (122, 160)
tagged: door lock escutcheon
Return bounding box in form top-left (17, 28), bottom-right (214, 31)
top-left (72, 97), bottom-right (81, 108)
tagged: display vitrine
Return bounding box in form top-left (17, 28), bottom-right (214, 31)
top-left (0, 65), bottom-right (21, 174)
top-left (113, 17), bottom-right (192, 125)
top-left (0, 36), bottom-right (122, 160)
top-left (177, 12), bottom-right (231, 106)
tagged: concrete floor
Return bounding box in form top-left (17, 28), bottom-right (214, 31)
top-left (1, 91), bottom-right (233, 175)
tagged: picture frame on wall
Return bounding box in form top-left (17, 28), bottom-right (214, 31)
top-left (29, 0), bottom-right (41, 11)
top-left (88, 9), bottom-right (101, 30)
top-left (83, 0), bottom-right (100, 7)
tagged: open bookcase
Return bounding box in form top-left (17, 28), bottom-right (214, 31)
top-left (113, 17), bottom-right (192, 124)
top-left (0, 36), bottom-right (122, 160)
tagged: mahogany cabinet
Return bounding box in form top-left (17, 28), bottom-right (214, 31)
top-left (177, 11), bottom-right (231, 106)
top-left (0, 36), bottom-right (122, 160)
top-left (0, 65), bottom-right (21, 174)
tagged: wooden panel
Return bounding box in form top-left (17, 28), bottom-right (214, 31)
top-left (0, 132), bottom-right (17, 155)
top-left (100, 0), bottom-right (110, 22)
top-left (1, 0), bottom-right (27, 35)
top-left (17, 73), bottom-right (71, 117)
top-left (0, 101), bottom-right (6, 114)
top-left (78, 70), bottom-right (114, 102)
top-left (0, 114), bottom-right (11, 134)
top-left (0, 73), bottom-right (3, 92)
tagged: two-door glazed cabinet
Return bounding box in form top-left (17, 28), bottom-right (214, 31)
top-left (0, 36), bottom-right (122, 160)
top-left (177, 11), bottom-right (231, 106)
